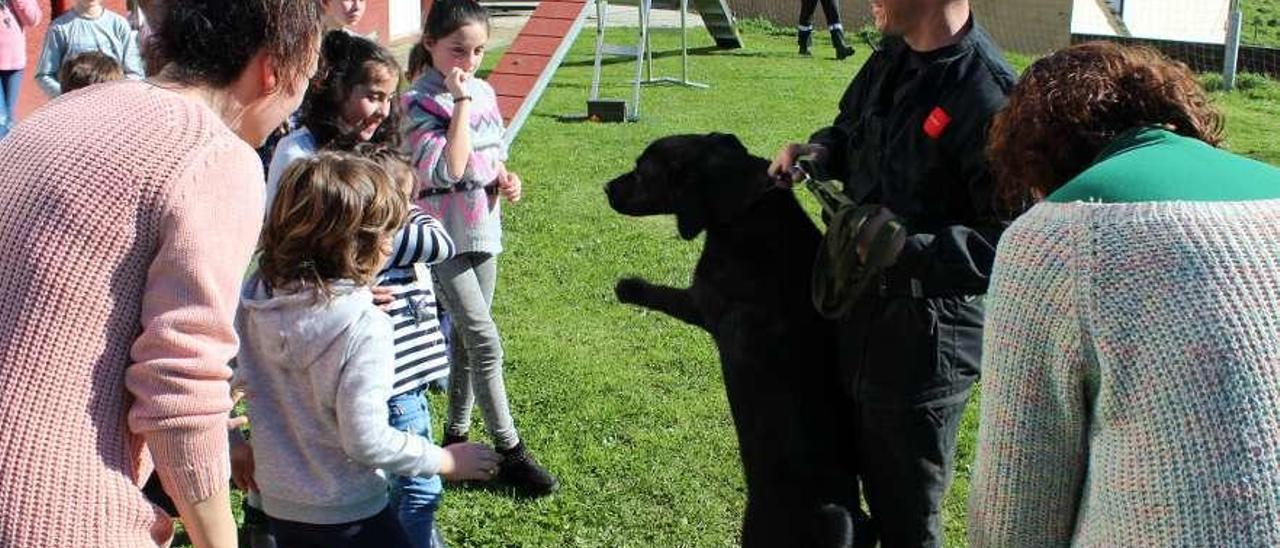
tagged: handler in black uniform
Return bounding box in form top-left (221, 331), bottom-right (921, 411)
top-left (769, 1), bottom-right (1016, 545)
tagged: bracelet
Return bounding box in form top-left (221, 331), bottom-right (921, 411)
top-left (454, 95), bottom-right (473, 103)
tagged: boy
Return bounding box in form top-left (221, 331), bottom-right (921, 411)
top-left (58, 50), bottom-right (123, 94)
top-left (35, 0), bottom-right (144, 98)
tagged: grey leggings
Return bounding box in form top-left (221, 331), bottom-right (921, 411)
top-left (435, 252), bottom-right (519, 450)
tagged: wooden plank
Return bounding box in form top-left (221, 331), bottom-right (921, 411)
top-left (508, 36), bottom-right (565, 56)
top-left (520, 17), bottom-right (577, 38)
top-left (491, 53), bottom-right (552, 77)
top-left (532, 1), bottom-right (587, 20)
top-left (496, 95), bottom-right (524, 122)
top-left (488, 73), bottom-right (539, 98)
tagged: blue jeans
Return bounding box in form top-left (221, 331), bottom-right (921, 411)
top-left (0, 69), bottom-right (24, 140)
top-left (387, 392), bottom-right (444, 548)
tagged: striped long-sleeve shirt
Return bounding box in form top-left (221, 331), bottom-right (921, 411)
top-left (378, 205), bottom-right (456, 397)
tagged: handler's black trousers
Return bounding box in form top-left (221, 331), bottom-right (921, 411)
top-left (839, 293), bottom-right (984, 548)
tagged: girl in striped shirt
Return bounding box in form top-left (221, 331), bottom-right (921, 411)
top-left (358, 143), bottom-right (457, 547)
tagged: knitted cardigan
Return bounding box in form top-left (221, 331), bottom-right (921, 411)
top-left (0, 81), bottom-right (263, 546)
top-left (969, 129), bottom-right (1280, 546)
top-left (400, 68), bottom-right (507, 255)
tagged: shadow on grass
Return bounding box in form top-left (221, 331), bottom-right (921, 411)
top-left (446, 479), bottom-right (552, 501)
top-left (558, 46), bottom-right (775, 69)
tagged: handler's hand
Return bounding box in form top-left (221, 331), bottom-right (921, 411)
top-left (768, 143), bottom-right (828, 187)
top-left (371, 286), bottom-right (395, 312)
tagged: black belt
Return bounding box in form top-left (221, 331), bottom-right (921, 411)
top-left (418, 182), bottom-right (498, 198)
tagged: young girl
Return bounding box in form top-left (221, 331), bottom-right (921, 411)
top-left (236, 152), bottom-right (499, 547)
top-left (355, 143), bottom-right (456, 548)
top-left (266, 30), bottom-right (400, 210)
top-left (401, 0), bottom-right (555, 496)
top-left (0, 0), bottom-right (40, 139)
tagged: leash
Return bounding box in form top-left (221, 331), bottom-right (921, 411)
top-left (791, 155), bottom-right (907, 319)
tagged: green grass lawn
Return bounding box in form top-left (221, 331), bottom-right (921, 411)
top-left (1244, 0), bottom-right (1280, 47)
top-left (181, 22), bottom-right (1279, 548)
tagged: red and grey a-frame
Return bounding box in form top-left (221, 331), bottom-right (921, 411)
top-left (488, 0), bottom-right (596, 147)
top-left (422, 0), bottom-right (742, 147)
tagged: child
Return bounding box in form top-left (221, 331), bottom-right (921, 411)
top-left (235, 152), bottom-right (498, 547)
top-left (0, 0), bottom-right (41, 139)
top-left (57, 50), bottom-right (123, 93)
top-left (266, 31), bottom-right (400, 210)
top-left (34, 0), bottom-right (143, 98)
top-left (406, 42), bottom-right (430, 86)
top-left (322, 0), bottom-right (371, 37)
top-left (404, 41), bottom-right (453, 398)
top-left (355, 143), bottom-right (456, 548)
top-left (401, 0), bottom-right (555, 497)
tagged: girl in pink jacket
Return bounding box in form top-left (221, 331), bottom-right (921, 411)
top-left (0, 0), bottom-right (40, 138)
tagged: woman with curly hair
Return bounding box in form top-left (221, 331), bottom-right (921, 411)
top-left (968, 41), bottom-right (1280, 546)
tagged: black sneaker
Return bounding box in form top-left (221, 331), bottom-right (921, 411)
top-left (496, 442), bottom-right (558, 497)
top-left (441, 432), bottom-right (468, 447)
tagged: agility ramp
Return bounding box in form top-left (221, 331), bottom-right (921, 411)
top-left (490, 0), bottom-right (743, 146)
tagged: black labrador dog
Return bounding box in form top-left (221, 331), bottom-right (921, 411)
top-left (605, 133), bottom-right (859, 547)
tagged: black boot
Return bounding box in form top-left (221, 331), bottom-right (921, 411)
top-left (798, 28), bottom-right (813, 56)
top-left (831, 28), bottom-right (856, 60)
top-left (496, 441), bottom-right (558, 497)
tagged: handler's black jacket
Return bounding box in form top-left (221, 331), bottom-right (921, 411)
top-left (809, 19), bottom-right (1016, 296)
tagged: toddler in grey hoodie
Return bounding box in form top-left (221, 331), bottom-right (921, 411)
top-left (234, 152), bottom-right (498, 543)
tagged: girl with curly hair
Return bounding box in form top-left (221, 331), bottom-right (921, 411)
top-left (970, 41), bottom-right (1280, 546)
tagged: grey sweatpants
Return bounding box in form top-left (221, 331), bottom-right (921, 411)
top-left (435, 252), bottom-right (519, 449)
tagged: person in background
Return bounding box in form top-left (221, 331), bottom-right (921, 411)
top-left (0, 0), bottom-right (40, 139)
top-left (322, 0), bottom-right (370, 37)
top-left (970, 41), bottom-right (1280, 547)
top-left (57, 50), bottom-right (123, 93)
top-left (34, 0), bottom-right (144, 98)
top-left (796, 0), bottom-right (855, 59)
top-left (0, 0), bottom-right (324, 546)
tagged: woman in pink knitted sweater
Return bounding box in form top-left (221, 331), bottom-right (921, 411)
top-left (0, 1), bottom-right (323, 547)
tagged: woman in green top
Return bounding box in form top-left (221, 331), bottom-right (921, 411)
top-left (969, 42), bottom-right (1280, 546)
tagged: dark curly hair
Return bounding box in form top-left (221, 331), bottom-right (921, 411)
top-left (300, 31), bottom-right (402, 150)
top-left (141, 0), bottom-right (322, 95)
top-left (988, 41), bottom-right (1224, 207)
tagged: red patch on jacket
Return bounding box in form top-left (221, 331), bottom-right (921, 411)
top-left (923, 106), bottom-right (951, 140)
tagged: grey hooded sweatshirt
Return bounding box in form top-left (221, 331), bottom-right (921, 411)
top-left (236, 275), bottom-right (445, 524)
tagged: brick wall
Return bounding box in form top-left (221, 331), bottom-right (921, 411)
top-left (727, 0), bottom-right (1072, 54)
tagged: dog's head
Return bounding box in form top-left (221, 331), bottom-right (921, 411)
top-left (604, 132), bottom-right (769, 240)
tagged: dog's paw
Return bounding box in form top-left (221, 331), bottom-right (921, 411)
top-left (614, 277), bottom-right (648, 304)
